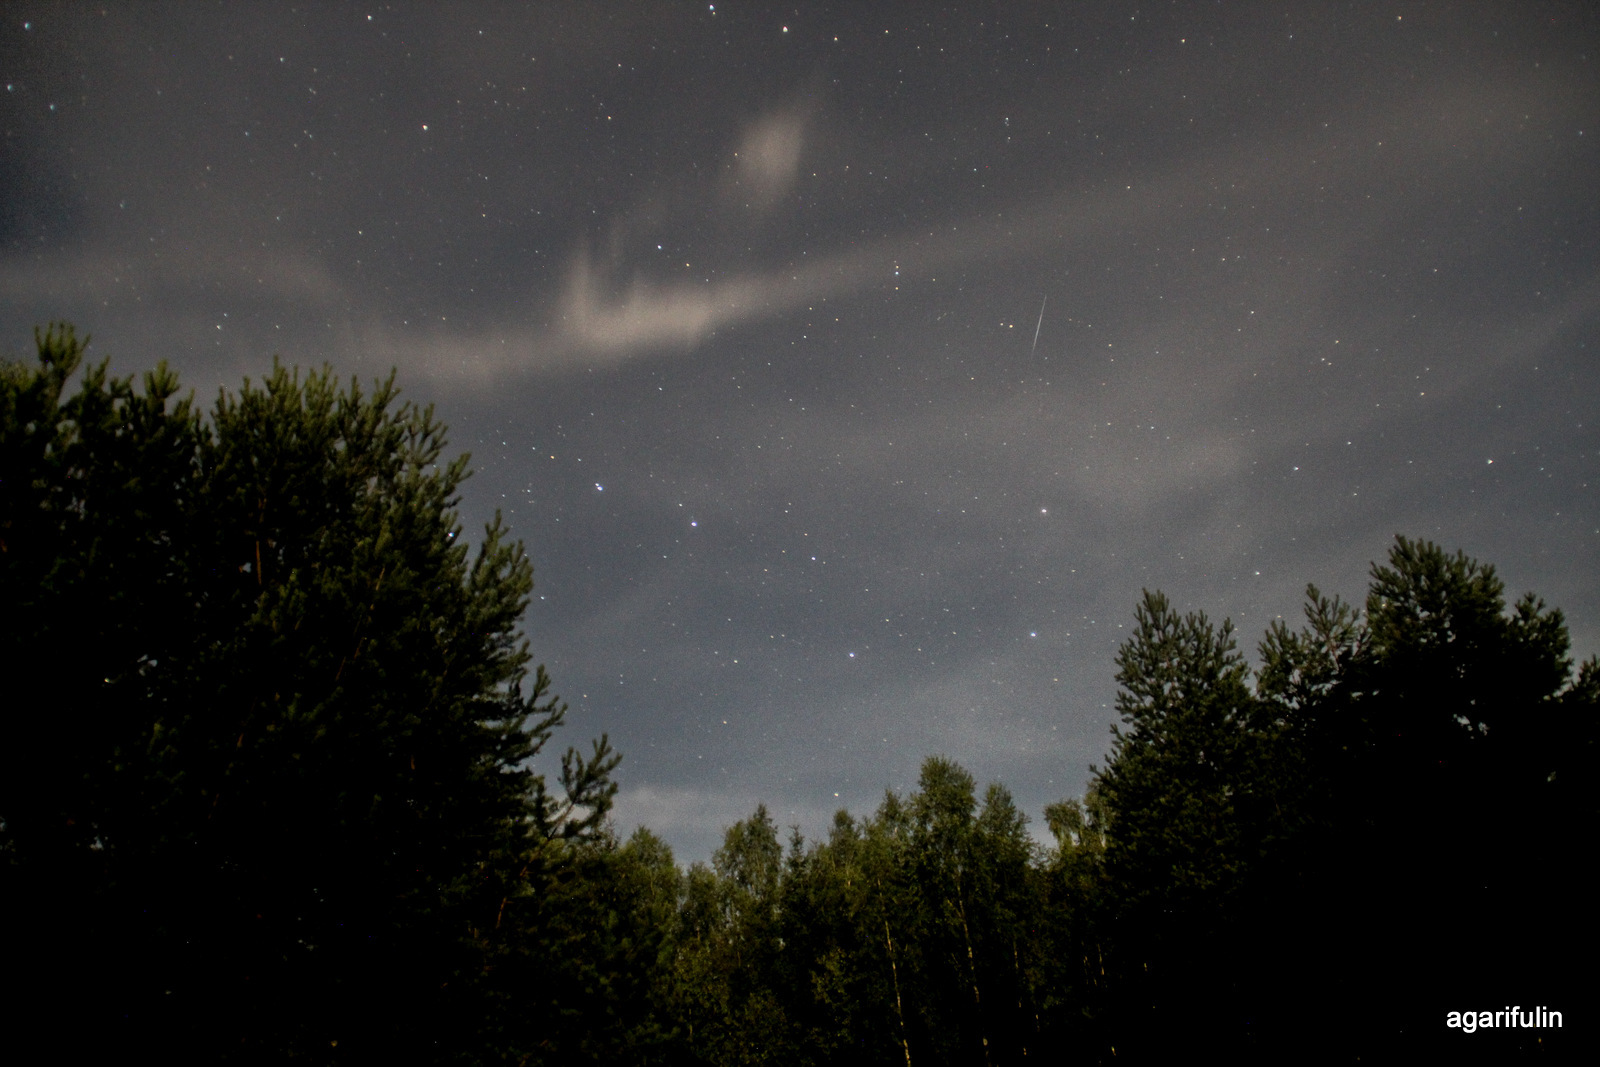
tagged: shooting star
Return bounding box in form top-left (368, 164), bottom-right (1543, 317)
top-left (1029, 295), bottom-right (1047, 357)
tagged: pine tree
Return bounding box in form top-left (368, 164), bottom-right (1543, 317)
top-left (1096, 591), bottom-right (1257, 916)
top-left (1089, 591), bottom-right (1269, 1056)
top-left (1292, 538), bottom-right (1593, 1047)
top-left (1101, 538), bottom-right (1599, 1059)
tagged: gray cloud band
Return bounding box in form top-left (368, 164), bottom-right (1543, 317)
top-left (0, 74), bottom-right (1578, 384)
top-left (382, 74), bottom-right (1589, 378)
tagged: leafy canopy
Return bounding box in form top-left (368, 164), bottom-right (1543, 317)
top-left (1, 325), bottom-right (617, 1061)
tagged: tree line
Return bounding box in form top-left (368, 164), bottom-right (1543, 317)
top-left (2, 327), bottom-right (1592, 1063)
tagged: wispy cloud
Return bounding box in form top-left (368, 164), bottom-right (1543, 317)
top-left (406, 74), bottom-right (1575, 378)
top-left (2, 73), bottom-right (1578, 389)
top-left (729, 106), bottom-right (808, 211)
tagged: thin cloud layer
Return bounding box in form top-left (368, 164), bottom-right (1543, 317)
top-left (440, 73), bottom-right (1586, 377)
top-left (3, 4), bottom-right (1594, 861)
top-left (730, 107), bottom-right (808, 211)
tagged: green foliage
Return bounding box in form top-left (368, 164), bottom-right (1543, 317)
top-left (622, 539), bottom-right (1591, 1065)
top-left (661, 760), bottom-right (1057, 1067)
top-left (1096, 591), bottom-right (1258, 914)
top-left (1037, 785), bottom-right (1108, 1039)
top-left (0, 326), bottom-right (619, 1062)
top-left (6, 327), bottom-right (1592, 1063)
top-left (671, 806), bottom-right (794, 1065)
top-left (486, 829), bottom-right (686, 1065)
top-left (1087, 537), bottom-right (1596, 1060)
top-left (1256, 583), bottom-right (1363, 712)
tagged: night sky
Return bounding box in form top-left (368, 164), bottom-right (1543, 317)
top-left (4, 2), bottom-right (1597, 860)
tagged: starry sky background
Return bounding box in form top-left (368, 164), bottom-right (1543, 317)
top-left (4, 2), bottom-right (1597, 861)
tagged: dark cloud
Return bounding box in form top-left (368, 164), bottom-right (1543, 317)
top-left (4, 2), bottom-right (1596, 859)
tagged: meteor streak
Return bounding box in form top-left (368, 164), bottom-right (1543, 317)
top-left (1030, 295), bottom-right (1047, 356)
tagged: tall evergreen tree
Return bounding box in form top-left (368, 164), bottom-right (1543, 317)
top-left (1276, 538), bottom-right (1595, 1053)
top-left (1089, 591), bottom-right (1264, 1053)
top-left (1092, 538), bottom-right (1597, 1060)
top-left (1095, 592), bottom-right (1257, 909)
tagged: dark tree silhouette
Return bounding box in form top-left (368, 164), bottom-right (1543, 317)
top-left (6, 327), bottom-right (1591, 1063)
top-left (1, 326), bottom-right (617, 1062)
